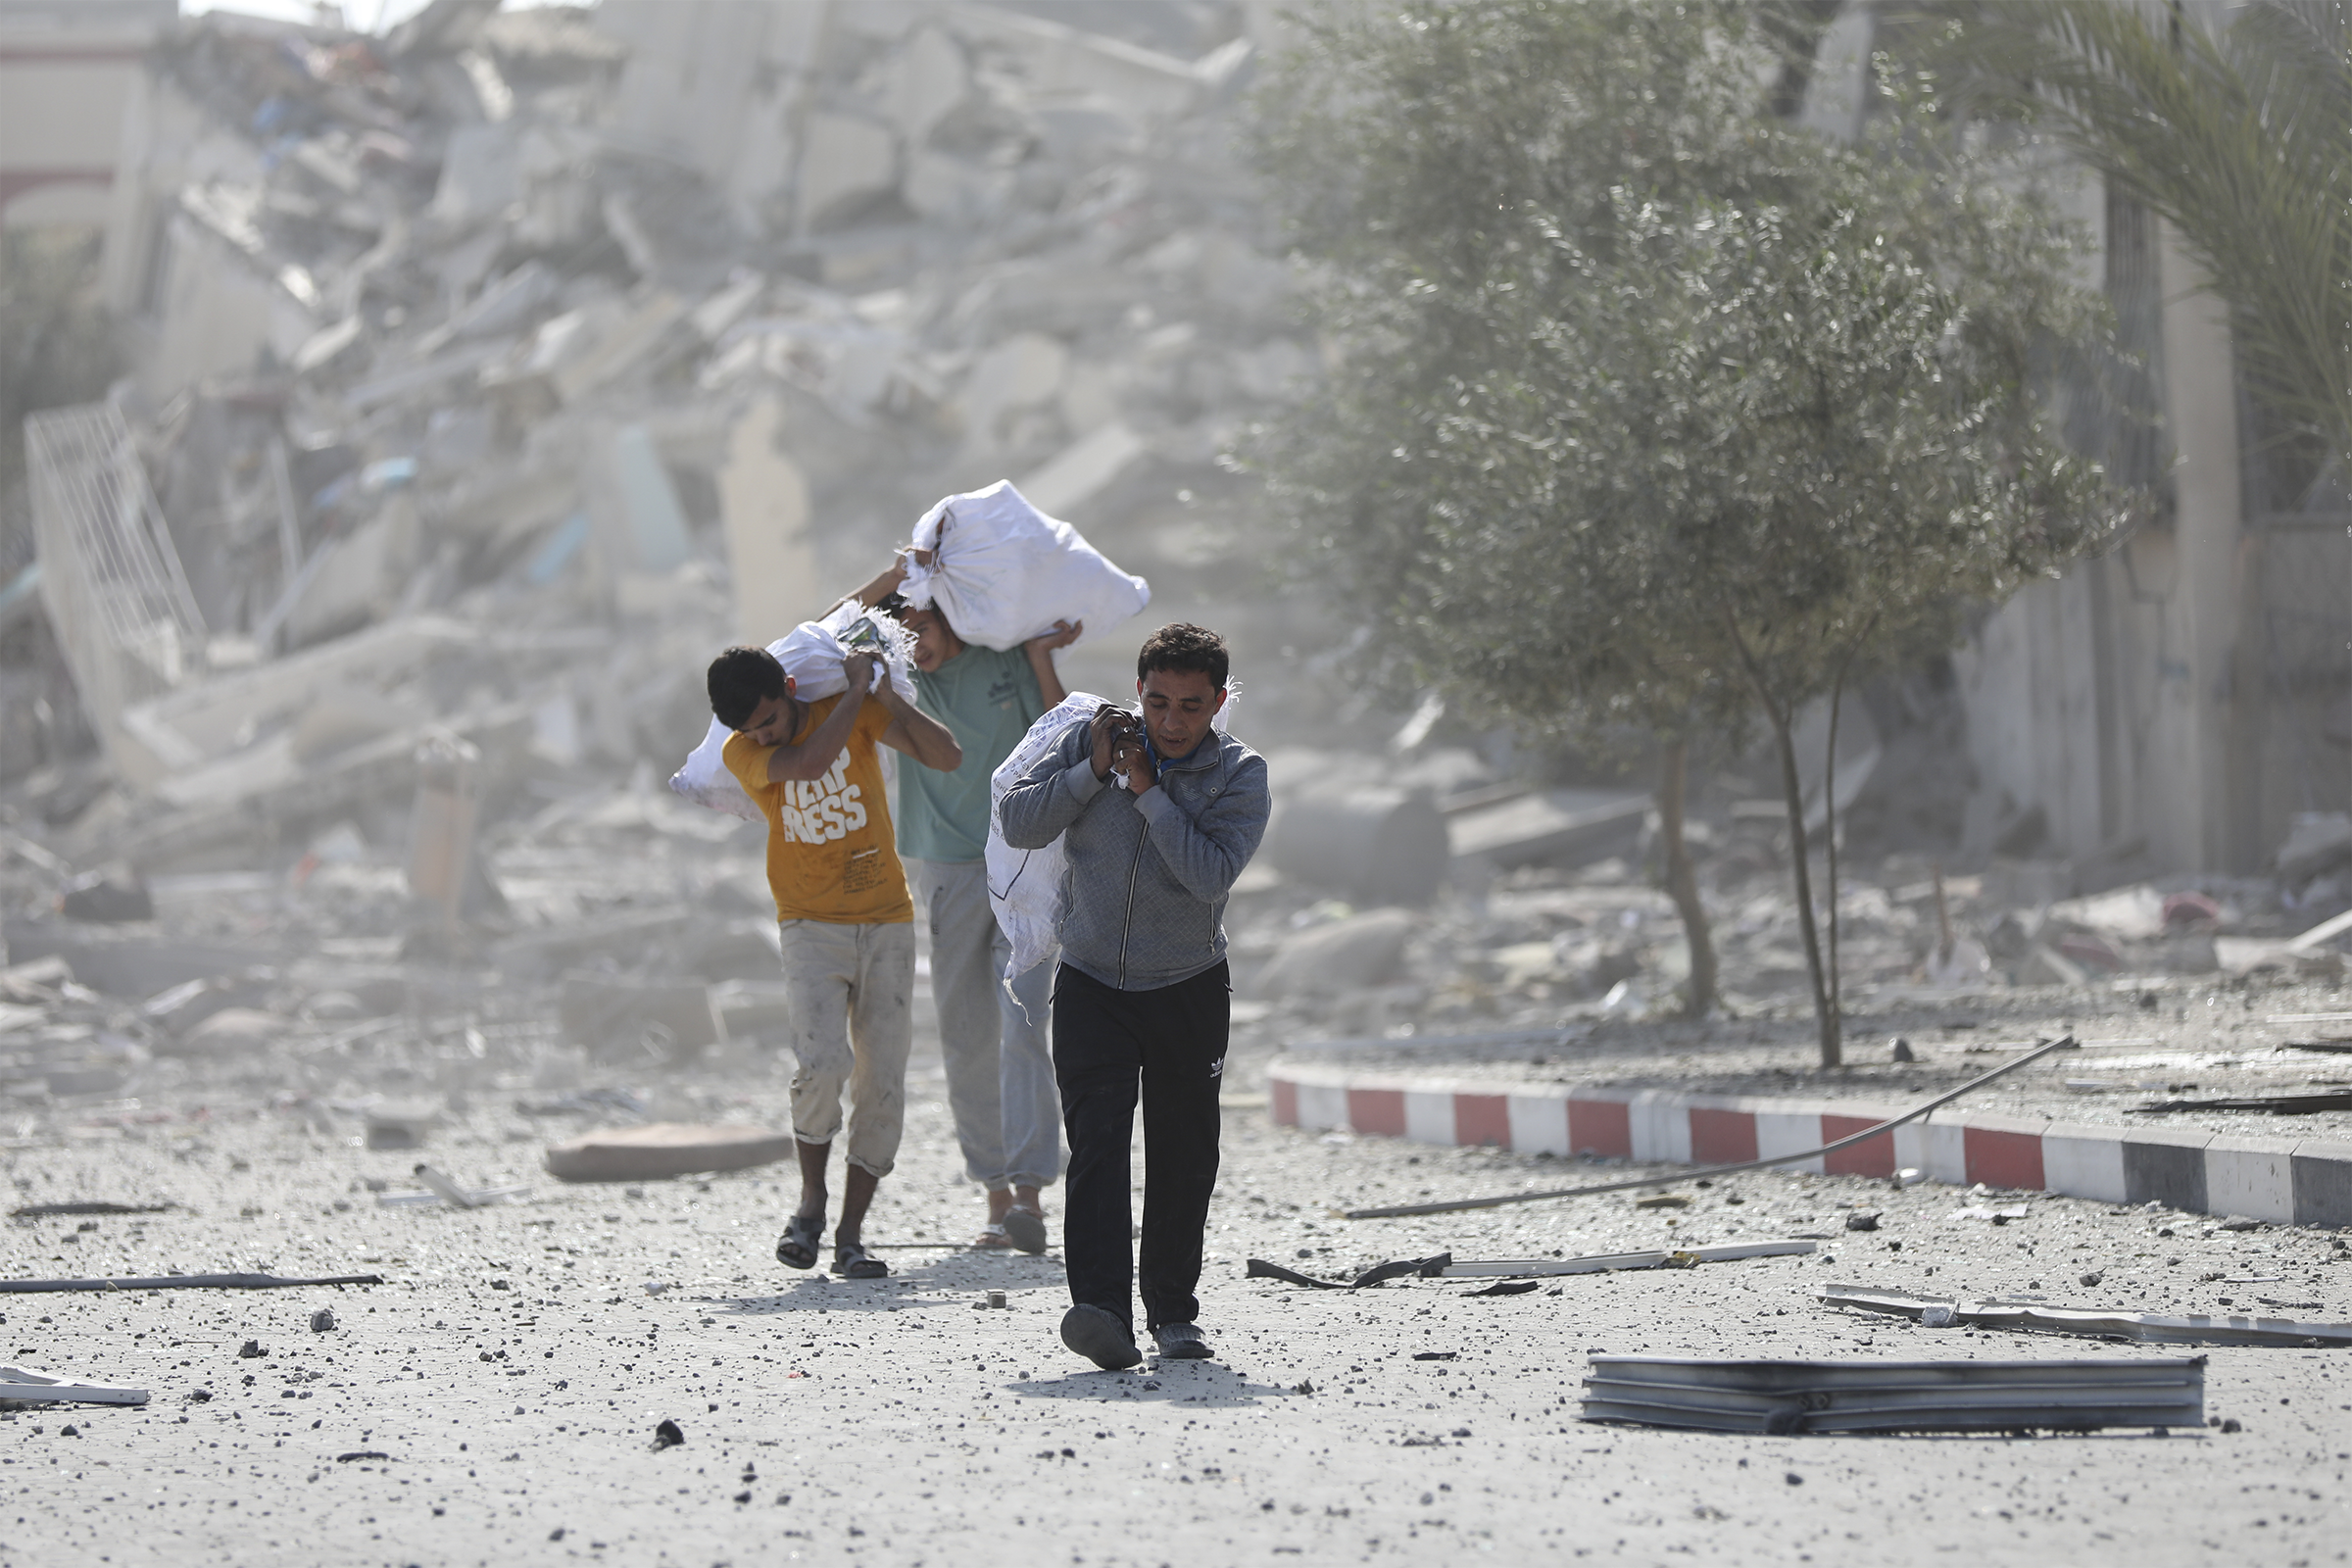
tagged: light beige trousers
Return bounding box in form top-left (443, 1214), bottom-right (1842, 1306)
top-left (775, 919), bottom-right (915, 1177)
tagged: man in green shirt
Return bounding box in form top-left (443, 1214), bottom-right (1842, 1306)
top-left (850, 557), bottom-right (1075, 1251)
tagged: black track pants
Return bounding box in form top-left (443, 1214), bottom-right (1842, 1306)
top-left (1051, 960), bottom-right (1229, 1332)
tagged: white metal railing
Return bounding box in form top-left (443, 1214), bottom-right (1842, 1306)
top-left (24, 401), bottom-right (206, 773)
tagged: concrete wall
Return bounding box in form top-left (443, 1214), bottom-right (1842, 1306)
top-left (1954, 209), bottom-right (2303, 880)
top-left (0, 0), bottom-right (173, 234)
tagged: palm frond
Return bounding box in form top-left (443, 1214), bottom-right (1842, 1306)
top-left (1936, 0), bottom-right (2352, 465)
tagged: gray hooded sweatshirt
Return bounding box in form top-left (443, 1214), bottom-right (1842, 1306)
top-left (997, 712), bottom-right (1271, 993)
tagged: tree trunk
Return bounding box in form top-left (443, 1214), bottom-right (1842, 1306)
top-left (1822, 671), bottom-right (1845, 1028)
top-left (1767, 703), bottom-right (1841, 1067)
top-left (1657, 737), bottom-right (1719, 1017)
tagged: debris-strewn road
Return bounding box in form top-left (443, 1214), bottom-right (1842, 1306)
top-left (7, 1076), bottom-right (2348, 1567)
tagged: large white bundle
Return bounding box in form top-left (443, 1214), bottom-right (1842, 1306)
top-left (670, 601), bottom-right (917, 821)
top-left (902, 480), bottom-right (1150, 652)
top-left (984, 686), bottom-right (1243, 988)
top-left (987, 691), bottom-right (1102, 985)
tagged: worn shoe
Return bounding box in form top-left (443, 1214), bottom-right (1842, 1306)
top-left (1059, 1304), bottom-right (1143, 1370)
top-left (1001, 1204), bottom-right (1049, 1255)
top-left (1152, 1322), bottom-right (1214, 1360)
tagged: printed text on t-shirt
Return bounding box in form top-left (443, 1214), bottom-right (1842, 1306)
top-left (773, 752), bottom-right (867, 844)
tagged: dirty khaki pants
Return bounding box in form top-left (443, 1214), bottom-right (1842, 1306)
top-left (911, 858), bottom-right (1061, 1193)
top-left (775, 919), bottom-right (915, 1178)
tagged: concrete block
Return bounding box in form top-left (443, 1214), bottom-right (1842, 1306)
top-left (2291, 1140), bottom-right (2352, 1228)
top-left (2204, 1134), bottom-right (2300, 1223)
top-left (1567, 1094), bottom-right (1631, 1159)
top-left (1688, 1103), bottom-right (1757, 1165)
top-left (1401, 1089), bottom-right (1454, 1148)
top-left (1898, 1115), bottom-right (1969, 1184)
top-left (904, 148), bottom-right (1013, 225)
top-left (1454, 1093), bottom-right (1510, 1150)
top-left (879, 24), bottom-right (966, 148)
top-left (1821, 1106), bottom-right (1903, 1178)
top-left (961, 331), bottom-right (1068, 449)
top-left (2121, 1126), bottom-right (2213, 1212)
top-left (431, 121), bottom-right (520, 225)
top-left (1346, 1086), bottom-right (1404, 1139)
top-left (2038, 1122), bottom-right (2131, 1204)
top-left (718, 396), bottom-right (819, 647)
top-left (1506, 1093), bottom-right (1570, 1156)
top-left (1754, 1108), bottom-right (1825, 1174)
top-left (798, 111), bottom-right (898, 230)
top-left (1627, 1092), bottom-right (1691, 1164)
top-left (1292, 1079), bottom-right (1346, 1133)
top-left (545, 1122), bottom-right (793, 1182)
top-left (1250, 909), bottom-right (1417, 1001)
top-left (1961, 1113), bottom-right (2050, 1192)
top-left (1018, 420), bottom-right (1145, 517)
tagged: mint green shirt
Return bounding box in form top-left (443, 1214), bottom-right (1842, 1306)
top-left (896, 644), bottom-right (1048, 864)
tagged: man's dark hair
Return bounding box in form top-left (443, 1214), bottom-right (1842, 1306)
top-left (1137, 622), bottom-right (1228, 688)
top-left (708, 645), bottom-right (788, 730)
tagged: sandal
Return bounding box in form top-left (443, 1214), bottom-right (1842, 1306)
top-left (775, 1213), bottom-right (822, 1270)
top-left (1001, 1204), bottom-right (1048, 1256)
top-left (833, 1241), bottom-right (889, 1280)
top-left (973, 1222), bottom-right (1015, 1250)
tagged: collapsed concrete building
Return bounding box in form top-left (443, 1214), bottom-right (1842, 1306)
top-left (13, 0), bottom-right (1320, 876)
top-left (0, 0), bottom-right (2342, 1059)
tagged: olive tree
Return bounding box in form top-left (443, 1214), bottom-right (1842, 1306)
top-left (1246, 0), bottom-right (2134, 1062)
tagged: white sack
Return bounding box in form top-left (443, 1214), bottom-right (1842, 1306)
top-left (670, 600), bottom-right (917, 821)
top-left (902, 479), bottom-right (1150, 652)
top-left (987, 691), bottom-right (1102, 985)
top-left (985, 685), bottom-right (1243, 988)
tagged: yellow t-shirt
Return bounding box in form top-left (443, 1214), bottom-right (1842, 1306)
top-left (722, 694), bottom-right (913, 925)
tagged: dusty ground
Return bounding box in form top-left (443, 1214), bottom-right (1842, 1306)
top-left (7, 1054), bottom-right (2350, 1568)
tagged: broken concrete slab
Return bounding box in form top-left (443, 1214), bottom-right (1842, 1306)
top-left (1250, 909), bottom-right (1419, 1001)
top-left (1263, 784), bottom-right (1448, 906)
top-left (543, 1122), bottom-right (795, 1182)
top-left (1446, 788), bottom-right (1649, 871)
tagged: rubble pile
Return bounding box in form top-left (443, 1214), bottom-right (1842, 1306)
top-left (0, 0), bottom-right (1338, 1127)
top-left (1, 2), bottom-right (2342, 1147)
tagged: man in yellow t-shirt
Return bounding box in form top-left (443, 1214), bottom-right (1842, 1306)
top-left (708, 642), bottom-right (961, 1280)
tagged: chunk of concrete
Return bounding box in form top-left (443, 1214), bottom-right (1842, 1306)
top-left (879, 24), bottom-right (967, 147)
top-left (1018, 420), bottom-right (1145, 518)
top-left (164, 1006), bottom-right (288, 1058)
top-left (717, 396), bottom-right (819, 647)
top-left (1264, 785), bottom-right (1448, 907)
top-left (2277, 811), bottom-right (2352, 885)
top-left (960, 332), bottom-right (1069, 453)
top-left (1250, 909), bottom-right (1419, 1001)
top-left (797, 111), bottom-right (898, 230)
top-left (588, 422), bottom-right (694, 590)
top-left (544, 1122), bottom-right (794, 1182)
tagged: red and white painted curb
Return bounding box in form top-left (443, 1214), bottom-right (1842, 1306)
top-left (1268, 1059), bottom-right (2352, 1229)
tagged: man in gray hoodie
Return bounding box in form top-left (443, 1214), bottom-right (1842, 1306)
top-left (998, 623), bottom-right (1271, 1370)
